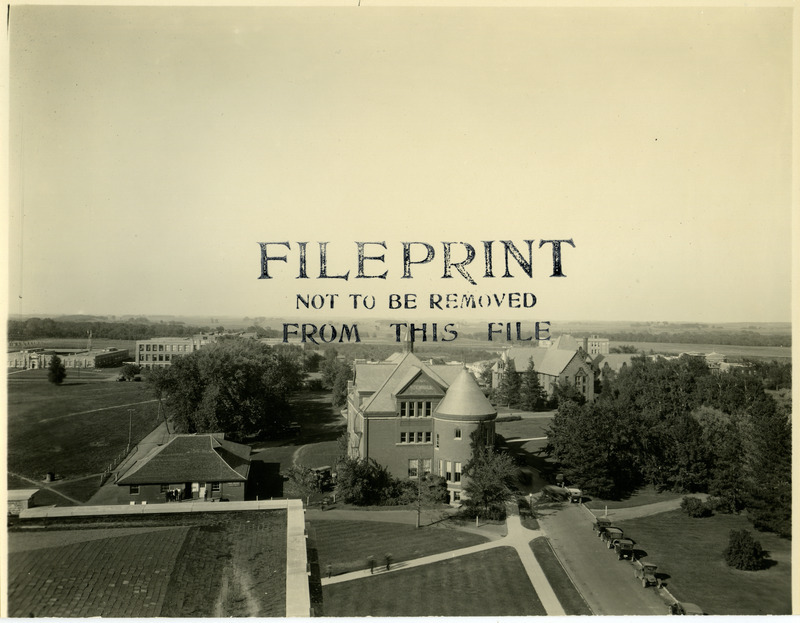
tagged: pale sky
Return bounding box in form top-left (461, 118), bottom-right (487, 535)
top-left (6, 6), bottom-right (794, 323)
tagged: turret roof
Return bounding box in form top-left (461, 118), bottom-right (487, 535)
top-left (434, 368), bottom-right (496, 421)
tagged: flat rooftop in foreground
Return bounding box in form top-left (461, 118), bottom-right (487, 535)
top-left (7, 500), bottom-right (308, 617)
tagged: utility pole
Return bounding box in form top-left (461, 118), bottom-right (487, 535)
top-left (127, 409), bottom-right (133, 454)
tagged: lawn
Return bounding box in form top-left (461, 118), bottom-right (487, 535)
top-left (7, 374), bottom-right (161, 485)
top-left (308, 519), bottom-right (489, 576)
top-left (617, 509), bottom-right (791, 615)
top-left (530, 537), bottom-right (592, 615)
top-left (8, 510), bottom-right (287, 617)
top-left (583, 485), bottom-right (684, 510)
top-left (322, 547), bottom-right (546, 616)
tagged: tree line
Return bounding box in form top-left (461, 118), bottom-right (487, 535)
top-left (593, 329), bottom-right (790, 348)
top-left (545, 355), bottom-right (791, 537)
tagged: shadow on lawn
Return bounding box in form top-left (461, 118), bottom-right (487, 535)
top-left (246, 461), bottom-right (284, 500)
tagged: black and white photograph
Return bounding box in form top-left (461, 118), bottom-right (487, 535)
top-left (4, 3), bottom-right (795, 617)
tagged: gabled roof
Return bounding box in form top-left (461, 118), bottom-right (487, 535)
top-left (595, 353), bottom-right (634, 372)
top-left (506, 346), bottom-right (585, 377)
top-left (352, 352), bottom-right (471, 415)
top-left (117, 434), bottom-right (250, 485)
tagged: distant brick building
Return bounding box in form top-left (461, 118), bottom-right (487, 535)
top-left (492, 334), bottom-right (596, 403)
top-left (346, 342), bottom-right (496, 505)
top-left (135, 334), bottom-right (216, 369)
top-left (7, 348), bottom-right (129, 369)
top-left (116, 434), bottom-right (250, 504)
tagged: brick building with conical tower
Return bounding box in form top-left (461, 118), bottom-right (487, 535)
top-left (346, 348), bottom-right (497, 504)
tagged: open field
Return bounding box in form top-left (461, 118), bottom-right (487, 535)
top-left (308, 519), bottom-right (488, 576)
top-left (610, 341), bottom-right (791, 361)
top-left (322, 547), bottom-right (546, 616)
top-left (617, 509), bottom-right (791, 615)
top-left (7, 372), bottom-right (162, 497)
top-left (7, 510), bottom-right (287, 617)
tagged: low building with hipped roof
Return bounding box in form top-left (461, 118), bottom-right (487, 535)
top-left (116, 433), bottom-right (251, 504)
top-left (346, 337), bottom-right (496, 505)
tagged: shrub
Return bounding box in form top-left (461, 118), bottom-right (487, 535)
top-left (680, 496), bottom-right (712, 518)
top-left (724, 529), bottom-right (765, 570)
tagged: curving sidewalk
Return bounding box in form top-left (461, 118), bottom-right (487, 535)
top-left (318, 504), bottom-right (565, 615)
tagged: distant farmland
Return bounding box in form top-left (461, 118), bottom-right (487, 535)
top-left (610, 342), bottom-right (791, 361)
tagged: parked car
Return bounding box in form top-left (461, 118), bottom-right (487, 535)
top-left (601, 527), bottom-right (624, 548)
top-left (614, 538), bottom-right (635, 560)
top-left (632, 559), bottom-right (661, 588)
top-left (593, 516), bottom-right (612, 537)
top-left (669, 602), bottom-right (704, 615)
top-left (567, 487), bottom-right (583, 503)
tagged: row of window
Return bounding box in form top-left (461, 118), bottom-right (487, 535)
top-left (129, 483), bottom-right (221, 494)
top-left (400, 429), bottom-right (462, 446)
top-left (139, 343), bottom-right (193, 352)
top-left (406, 459), bottom-right (462, 483)
top-left (399, 401), bottom-right (433, 417)
top-left (400, 431), bottom-right (431, 444)
top-left (139, 353), bottom-right (181, 362)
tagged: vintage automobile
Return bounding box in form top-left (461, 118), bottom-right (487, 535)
top-left (592, 516), bottom-right (613, 537)
top-left (541, 485), bottom-right (570, 502)
top-left (632, 559), bottom-right (661, 588)
top-left (614, 538), bottom-right (635, 560)
top-left (669, 602), bottom-right (704, 615)
top-left (601, 527), bottom-right (624, 548)
top-left (567, 487), bottom-right (583, 503)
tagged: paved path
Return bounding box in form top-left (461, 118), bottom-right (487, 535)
top-left (316, 504), bottom-right (565, 615)
top-left (586, 493), bottom-right (708, 522)
top-left (536, 501), bottom-right (671, 615)
top-left (39, 399), bottom-right (159, 424)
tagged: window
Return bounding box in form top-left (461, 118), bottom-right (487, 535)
top-left (445, 461), bottom-right (452, 482)
top-left (453, 491), bottom-right (461, 502)
top-left (408, 459), bottom-right (419, 478)
top-left (400, 432), bottom-right (407, 443)
top-left (422, 459), bottom-right (432, 476)
top-left (425, 401), bottom-right (432, 416)
top-left (130, 485), bottom-right (140, 495)
top-left (439, 460), bottom-right (443, 477)
top-left (425, 431), bottom-right (431, 443)
top-left (416, 432), bottom-right (423, 443)
top-left (160, 484), bottom-right (169, 493)
top-left (146, 345), bottom-right (151, 351)
top-left (211, 482), bottom-right (221, 492)
top-left (400, 402), bottom-right (408, 417)
top-left (454, 462), bottom-right (462, 482)
top-left (435, 433), bottom-right (440, 448)
top-left (416, 402), bottom-right (423, 417)
top-left (454, 428), bottom-right (462, 440)
top-left (159, 344), bottom-right (164, 351)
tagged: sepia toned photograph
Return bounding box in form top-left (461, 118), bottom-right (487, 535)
top-left (4, 3), bottom-right (794, 617)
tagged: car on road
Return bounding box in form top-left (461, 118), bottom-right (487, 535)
top-left (601, 527), bottom-right (624, 548)
top-left (593, 516), bottom-right (612, 537)
top-left (614, 538), bottom-right (635, 560)
top-left (567, 487), bottom-right (583, 503)
top-left (632, 559), bottom-right (661, 588)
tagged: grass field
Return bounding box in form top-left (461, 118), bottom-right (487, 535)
top-left (308, 519), bottom-right (488, 576)
top-left (617, 509), bottom-right (791, 615)
top-left (322, 547), bottom-right (546, 616)
top-left (530, 537), bottom-right (593, 615)
top-left (7, 371), bottom-right (162, 496)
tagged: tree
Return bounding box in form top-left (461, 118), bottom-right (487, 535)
top-left (519, 357), bottom-right (546, 411)
top-left (462, 430), bottom-right (517, 518)
top-left (495, 358), bottom-right (520, 408)
top-left (334, 457), bottom-right (392, 506)
top-left (148, 339), bottom-right (305, 440)
top-left (47, 354), bottom-right (67, 385)
top-left (121, 363), bottom-right (141, 381)
top-left (724, 530), bottom-right (765, 570)
top-left (321, 350), bottom-right (352, 407)
top-left (285, 464), bottom-right (324, 506)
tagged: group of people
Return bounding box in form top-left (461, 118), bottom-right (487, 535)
top-left (165, 488), bottom-right (185, 502)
